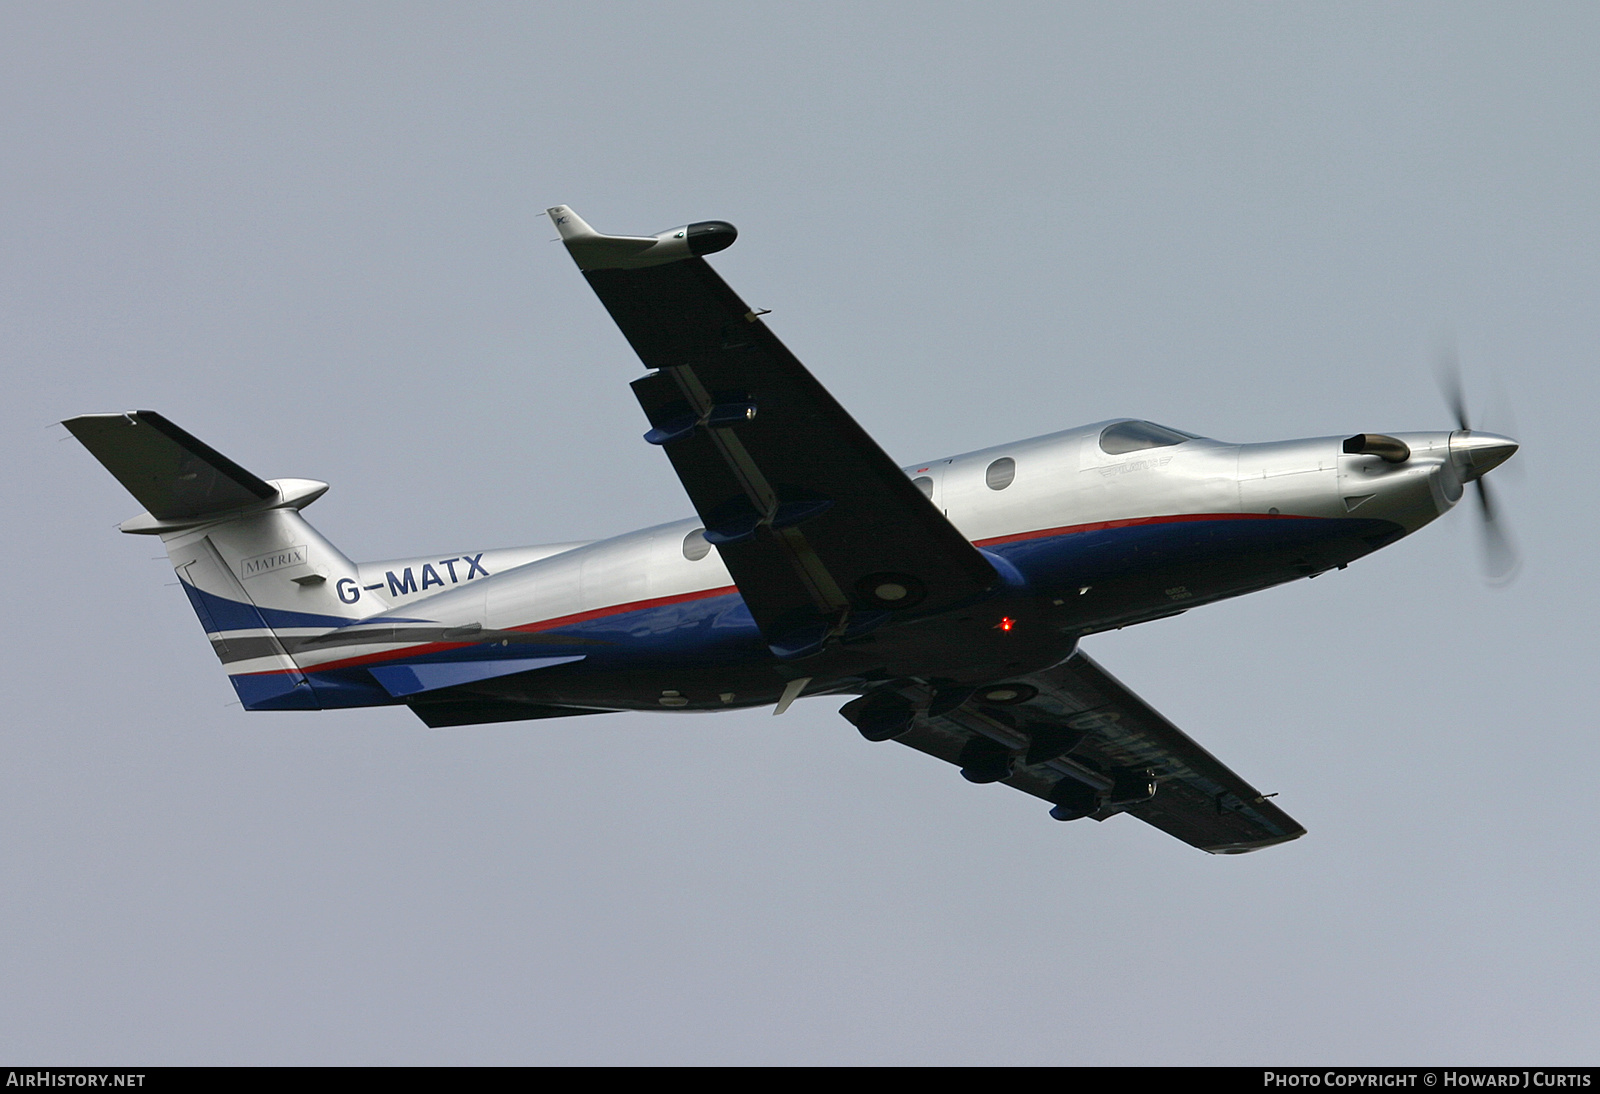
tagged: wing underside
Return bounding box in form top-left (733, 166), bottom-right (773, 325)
top-left (846, 652), bottom-right (1305, 853)
top-left (552, 207), bottom-right (997, 659)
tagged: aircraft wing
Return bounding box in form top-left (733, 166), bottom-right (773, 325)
top-left (550, 207), bottom-right (997, 657)
top-left (846, 651), bottom-right (1305, 853)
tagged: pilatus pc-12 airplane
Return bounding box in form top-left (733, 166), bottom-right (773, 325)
top-left (66, 206), bottom-right (1519, 854)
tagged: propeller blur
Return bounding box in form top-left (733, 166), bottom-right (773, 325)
top-left (1436, 342), bottom-right (1522, 582)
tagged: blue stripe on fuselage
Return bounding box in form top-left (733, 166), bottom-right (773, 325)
top-left (987, 513), bottom-right (1400, 588)
top-left (235, 515), bottom-right (1404, 710)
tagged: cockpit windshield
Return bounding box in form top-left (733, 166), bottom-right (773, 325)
top-left (1098, 420), bottom-right (1196, 455)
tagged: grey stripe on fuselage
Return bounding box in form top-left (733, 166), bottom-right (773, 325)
top-left (211, 625), bottom-right (607, 666)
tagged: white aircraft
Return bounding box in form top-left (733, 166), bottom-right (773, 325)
top-left (65, 206), bottom-right (1518, 853)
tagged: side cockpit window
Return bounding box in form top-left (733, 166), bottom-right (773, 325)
top-left (1098, 420), bottom-right (1195, 455)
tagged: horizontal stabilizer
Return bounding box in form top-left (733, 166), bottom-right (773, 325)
top-left (368, 655), bottom-right (585, 698)
top-left (64, 411), bottom-right (276, 520)
top-left (407, 700), bottom-right (611, 729)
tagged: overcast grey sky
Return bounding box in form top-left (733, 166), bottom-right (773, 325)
top-left (3, 3), bottom-right (1596, 1064)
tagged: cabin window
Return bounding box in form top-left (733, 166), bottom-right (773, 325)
top-left (912, 476), bottom-right (934, 498)
top-left (1098, 420), bottom-right (1194, 455)
top-left (683, 528), bottom-right (711, 561)
top-left (985, 457), bottom-right (1016, 491)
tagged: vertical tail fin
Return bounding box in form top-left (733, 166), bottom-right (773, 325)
top-left (65, 412), bottom-right (391, 710)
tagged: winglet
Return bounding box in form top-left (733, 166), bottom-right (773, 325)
top-left (546, 206), bottom-right (736, 271)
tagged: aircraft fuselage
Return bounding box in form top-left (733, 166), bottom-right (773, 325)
top-left (261, 420), bottom-right (1468, 717)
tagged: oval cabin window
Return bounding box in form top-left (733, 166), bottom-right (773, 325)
top-left (985, 457), bottom-right (1016, 491)
top-left (912, 476), bottom-right (934, 498)
top-left (682, 528), bottom-right (712, 561)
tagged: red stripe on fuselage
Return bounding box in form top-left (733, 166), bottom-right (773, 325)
top-left (246, 513), bottom-right (1311, 679)
top-left (507, 584), bottom-right (741, 634)
top-left (974, 510), bottom-right (1304, 549)
top-left (276, 583), bottom-right (743, 675)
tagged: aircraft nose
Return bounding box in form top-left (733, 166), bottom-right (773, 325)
top-left (1450, 431), bottom-right (1518, 481)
